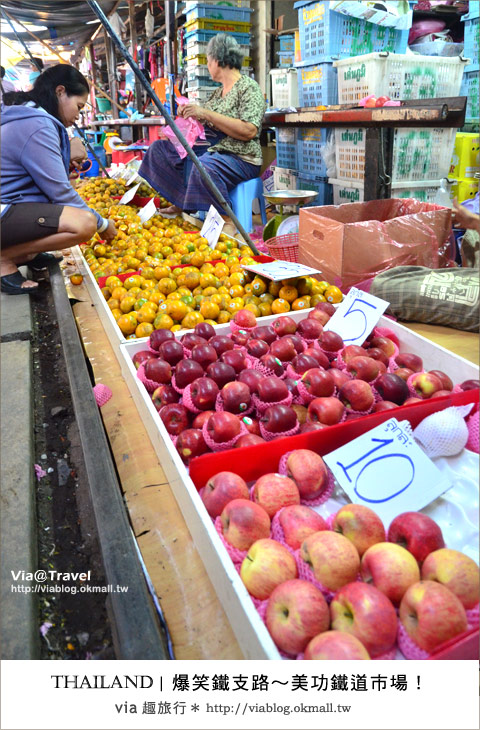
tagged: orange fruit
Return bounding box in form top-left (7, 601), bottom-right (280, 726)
top-left (268, 281), bottom-right (282, 296)
top-left (124, 274), bottom-right (143, 290)
top-left (311, 293), bottom-right (326, 306)
top-left (278, 285), bottom-right (298, 303)
top-left (324, 285), bottom-right (343, 304)
top-left (107, 298), bottom-right (120, 311)
top-left (217, 310), bottom-right (231, 324)
top-left (271, 298), bottom-right (291, 314)
top-left (120, 295), bottom-right (136, 313)
top-left (117, 314), bottom-right (137, 335)
top-left (181, 311), bottom-right (204, 329)
top-left (291, 296), bottom-right (311, 311)
top-left (200, 300), bottom-right (220, 320)
top-left (314, 280), bottom-right (330, 294)
top-left (153, 313), bottom-right (174, 330)
top-left (258, 302), bottom-right (272, 317)
top-left (135, 323), bottom-right (154, 338)
top-left (169, 300), bottom-right (189, 322)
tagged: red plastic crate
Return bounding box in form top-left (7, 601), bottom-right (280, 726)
top-left (111, 149), bottom-right (145, 165)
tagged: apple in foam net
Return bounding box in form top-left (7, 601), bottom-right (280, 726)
top-left (307, 396), bottom-right (345, 426)
top-left (259, 353), bottom-right (285, 377)
top-left (159, 403), bottom-right (190, 436)
top-left (393, 367), bottom-right (414, 382)
top-left (208, 335), bottom-right (234, 357)
top-left (297, 318), bottom-right (324, 340)
top-left (192, 410), bottom-right (215, 429)
top-left (304, 630), bottom-right (370, 660)
top-left (191, 343), bottom-right (218, 369)
top-left (300, 531), bottom-right (360, 592)
top-left (399, 580), bottom-right (468, 653)
top-left (149, 327), bottom-right (175, 351)
top-left (190, 377), bottom-right (219, 410)
top-left (428, 370), bottom-right (453, 391)
top-left (220, 349), bottom-right (247, 374)
top-left (395, 352), bottom-right (423, 372)
top-left (300, 421), bottom-right (330, 433)
top-left (285, 449), bottom-right (329, 500)
top-left (206, 361), bottom-right (236, 389)
top-left (361, 542), bottom-right (420, 606)
top-left (373, 400), bottom-right (398, 412)
top-left (235, 433), bottom-right (265, 448)
top-left (158, 339), bottom-right (184, 366)
top-left (230, 330), bottom-right (250, 347)
top-left (291, 403), bottom-right (308, 424)
top-left (240, 538), bottom-right (298, 600)
top-left (144, 357), bottom-right (172, 385)
top-left (269, 337), bottom-right (297, 363)
top-left (346, 356), bottom-right (385, 382)
top-left (238, 369), bottom-right (263, 394)
top-left (246, 339), bottom-right (269, 359)
top-left (257, 376), bottom-right (289, 403)
top-left (318, 330), bottom-right (344, 353)
top-left (174, 358), bottom-right (204, 388)
top-left (410, 372), bottom-right (444, 399)
top-left (221, 381), bottom-right (251, 414)
top-left (253, 473), bottom-right (300, 518)
top-left (365, 347), bottom-right (389, 367)
top-left (332, 504), bottom-right (386, 557)
top-left (291, 353), bottom-right (322, 375)
top-left (328, 368), bottom-right (351, 391)
top-left (220, 498), bottom-right (271, 550)
top-left (369, 336), bottom-right (396, 358)
top-left (375, 373), bottom-right (409, 405)
top-left (181, 333), bottom-right (206, 350)
top-left (261, 404), bottom-right (298, 434)
top-left (460, 378), bottom-right (480, 391)
top-left (278, 505), bottom-right (327, 551)
top-left (303, 347), bottom-right (330, 370)
top-left (194, 321), bottom-right (215, 340)
top-left (206, 411), bottom-right (242, 443)
top-left (272, 315), bottom-right (297, 336)
top-left (284, 378), bottom-right (300, 399)
top-left (287, 334), bottom-right (305, 354)
top-left (240, 415), bottom-right (261, 435)
top-left (301, 368), bottom-right (335, 398)
top-left (330, 582), bottom-right (398, 657)
top-left (266, 579), bottom-right (330, 656)
top-left (132, 350), bottom-right (152, 370)
top-left (201, 471), bottom-right (249, 518)
top-left (151, 384), bottom-right (180, 410)
top-left (308, 308), bottom-right (331, 327)
top-left (176, 428), bottom-right (208, 463)
top-left (251, 325), bottom-right (277, 345)
top-left (233, 308), bottom-right (257, 329)
top-left (339, 379), bottom-right (374, 411)
top-left (421, 548), bottom-right (480, 610)
top-left (387, 511), bottom-right (445, 564)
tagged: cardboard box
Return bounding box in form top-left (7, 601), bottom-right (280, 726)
top-left (298, 198), bottom-right (452, 290)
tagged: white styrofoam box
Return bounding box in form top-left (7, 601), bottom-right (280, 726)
top-left (119, 310), bottom-right (478, 659)
top-left (269, 68), bottom-right (299, 109)
top-left (335, 126), bottom-right (457, 182)
top-left (329, 177), bottom-right (456, 205)
top-left (334, 52), bottom-right (468, 105)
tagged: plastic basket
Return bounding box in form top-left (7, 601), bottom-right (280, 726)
top-left (184, 17), bottom-right (251, 33)
top-left (185, 3), bottom-right (253, 22)
top-left (279, 34), bottom-right (295, 52)
top-left (185, 28), bottom-right (251, 47)
top-left (335, 53), bottom-right (467, 104)
top-left (275, 127), bottom-right (298, 170)
top-left (95, 97), bottom-right (112, 112)
top-left (295, 0), bottom-right (410, 63)
top-left (270, 68), bottom-right (299, 108)
top-left (297, 173), bottom-right (332, 206)
top-left (186, 52), bottom-right (251, 66)
top-left (461, 64), bottom-right (479, 124)
top-left (186, 86), bottom-right (217, 103)
top-left (328, 177), bottom-right (456, 205)
top-left (277, 51), bottom-right (295, 67)
top-left (296, 61), bottom-right (338, 107)
top-left (265, 233), bottom-right (300, 262)
top-left (297, 127), bottom-right (329, 177)
top-left (185, 0), bottom-right (250, 7)
top-left (462, 9), bottom-right (480, 64)
top-left (334, 126), bottom-right (457, 182)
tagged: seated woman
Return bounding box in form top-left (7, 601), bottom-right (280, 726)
top-left (1, 64), bottom-right (117, 294)
top-left (139, 33), bottom-right (266, 226)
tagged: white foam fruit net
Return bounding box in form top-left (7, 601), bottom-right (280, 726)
top-left (413, 405), bottom-right (475, 459)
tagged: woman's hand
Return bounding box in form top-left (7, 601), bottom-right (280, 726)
top-left (103, 219), bottom-right (119, 243)
top-left (178, 104), bottom-right (207, 121)
top-left (70, 137), bottom-right (87, 166)
top-left (452, 198), bottom-right (480, 233)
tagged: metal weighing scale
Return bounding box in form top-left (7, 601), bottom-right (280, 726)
top-left (262, 190), bottom-right (319, 240)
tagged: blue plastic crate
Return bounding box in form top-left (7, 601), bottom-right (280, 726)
top-left (279, 34), bottom-right (295, 52)
top-left (296, 173), bottom-right (332, 207)
top-left (297, 61), bottom-right (337, 107)
top-left (185, 28), bottom-right (251, 45)
top-left (461, 64), bottom-right (479, 123)
top-left (275, 127), bottom-right (298, 170)
top-left (297, 127), bottom-right (329, 177)
top-left (277, 51), bottom-right (295, 67)
top-left (294, 0), bottom-right (410, 62)
top-left (185, 3), bottom-right (253, 22)
top-left (462, 9), bottom-right (480, 65)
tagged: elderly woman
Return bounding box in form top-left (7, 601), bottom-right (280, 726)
top-left (139, 33), bottom-right (266, 221)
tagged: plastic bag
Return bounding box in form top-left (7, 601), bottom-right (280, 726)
top-left (163, 117), bottom-right (206, 159)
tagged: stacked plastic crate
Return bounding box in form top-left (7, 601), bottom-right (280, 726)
top-left (183, 2), bottom-right (252, 106)
top-left (460, 6), bottom-right (479, 130)
top-left (329, 53), bottom-right (468, 203)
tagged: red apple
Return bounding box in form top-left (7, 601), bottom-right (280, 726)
top-left (266, 579), bottom-right (330, 655)
top-left (235, 433), bottom-right (265, 448)
top-left (261, 404), bottom-right (298, 434)
top-left (342, 345), bottom-right (367, 364)
top-left (150, 328), bottom-right (175, 351)
top-left (221, 381), bottom-right (251, 414)
top-left (192, 410), bottom-right (215, 430)
top-left (253, 473), bottom-right (300, 517)
top-left (272, 315), bottom-right (297, 336)
top-left (291, 354), bottom-right (321, 375)
top-left (220, 349), bottom-right (247, 374)
top-left (191, 343), bottom-right (218, 369)
top-left (375, 373), bottom-right (409, 405)
top-left (297, 318), bottom-right (324, 340)
top-left (460, 379), bottom-right (480, 391)
top-left (132, 350), bottom-right (152, 369)
top-left (230, 330), bottom-right (250, 348)
top-left (257, 376), bottom-right (289, 403)
top-left (330, 582), bottom-right (397, 657)
top-left (365, 347), bottom-right (389, 367)
top-left (201, 471), bottom-right (249, 518)
top-left (300, 531), bottom-right (360, 591)
top-left (159, 403), bottom-right (190, 435)
top-left (373, 399), bottom-right (398, 412)
top-left (176, 428), bottom-right (208, 462)
top-left (308, 308), bottom-right (331, 327)
top-left (209, 335), bottom-right (234, 356)
top-left (395, 352), bottom-right (423, 372)
top-left (151, 384), bottom-right (180, 410)
top-left (206, 411), bottom-right (242, 443)
top-left (329, 368), bottom-right (351, 390)
top-left (361, 542), bottom-right (420, 605)
top-left (318, 330), bottom-right (344, 353)
top-left (144, 357), bottom-right (172, 384)
top-left (259, 354), bottom-right (285, 377)
top-left (421, 548), bottom-right (480, 609)
top-left (190, 376), bottom-right (219, 410)
top-left (428, 370), bottom-right (453, 391)
top-left (194, 321), bottom-right (215, 340)
top-left (240, 415), bottom-right (261, 435)
top-left (307, 396), bottom-right (345, 425)
top-left (270, 337), bottom-right (297, 363)
top-left (347, 356), bottom-right (385, 382)
top-left (394, 367), bottom-right (414, 382)
top-left (251, 325), bottom-right (277, 345)
top-left (301, 368), bottom-right (335, 397)
top-left (304, 630), bottom-right (370, 660)
top-left (300, 421), bottom-right (330, 433)
top-left (233, 309), bottom-right (257, 329)
top-left (403, 396), bottom-right (423, 405)
top-left (158, 339), bottom-right (184, 366)
top-left (410, 372), bottom-right (444, 399)
top-left (284, 378), bottom-right (300, 398)
top-left (285, 449), bottom-right (329, 500)
top-left (240, 538), bottom-right (298, 599)
top-left (174, 358), bottom-right (204, 388)
top-left (238, 369), bottom-right (263, 393)
top-left (339, 379), bottom-right (374, 411)
top-left (206, 361), bottom-right (236, 389)
top-left (399, 580), bottom-right (468, 652)
top-left (303, 347), bottom-right (330, 369)
top-left (287, 333), bottom-right (305, 354)
top-left (314, 301), bottom-right (336, 316)
top-left (181, 333), bottom-right (206, 350)
top-left (432, 390), bottom-right (453, 399)
top-left (220, 498), bottom-right (270, 550)
top-left (332, 504), bottom-right (386, 557)
top-left (278, 504), bottom-right (327, 550)
top-left (369, 336), bottom-right (395, 358)
top-left (246, 338), bottom-right (269, 359)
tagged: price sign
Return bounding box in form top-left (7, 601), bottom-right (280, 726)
top-left (138, 197), bottom-right (157, 224)
top-left (323, 287), bottom-right (389, 345)
top-left (118, 182), bottom-right (140, 205)
top-left (242, 261), bottom-right (322, 282)
top-left (124, 169), bottom-right (139, 186)
top-left (110, 167), bottom-right (125, 180)
top-left (200, 205), bottom-right (225, 249)
top-left (323, 418), bottom-right (451, 525)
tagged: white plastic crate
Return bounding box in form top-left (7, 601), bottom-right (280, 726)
top-left (269, 68), bottom-right (299, 108)
top-left (329, 177), bottom-right (456, 205)
top-left (334, 53), bottom-right (468, 104)
top-left (273, 166), bottom-right (299, 190)
top-left (335, 126), bottom-right (456, 182)
top-left (185, 40), bottom-right (250, 58)
top-left (186, 86), bottom-right (217, 103)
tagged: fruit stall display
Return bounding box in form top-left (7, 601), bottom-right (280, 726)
top-left (118, 305), bottom-right (479, 659)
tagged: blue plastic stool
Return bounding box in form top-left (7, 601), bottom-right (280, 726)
top-left (230, 177), bottom-right (267, 234)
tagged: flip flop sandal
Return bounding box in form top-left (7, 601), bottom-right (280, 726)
top-left (1, 271), bottom-right (39, 295)
top-left (20, 253), bottom-right (63, 271)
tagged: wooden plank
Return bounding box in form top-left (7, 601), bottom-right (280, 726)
top-left (401, 322), bottom-right (479, 367)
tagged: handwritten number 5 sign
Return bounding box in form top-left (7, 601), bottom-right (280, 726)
top-left (324, 287), bottom-right (389, 345)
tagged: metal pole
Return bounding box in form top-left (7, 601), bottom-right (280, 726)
top-left (86, 0), bottom-right (259, 254)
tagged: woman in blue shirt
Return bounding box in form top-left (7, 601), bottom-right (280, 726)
top-left (1, 65), bottom-right (117, 294)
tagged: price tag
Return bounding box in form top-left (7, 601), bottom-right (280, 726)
top-left (118, 182), bottom-right (140, 205)
top-left (241, 261), bottom-right (322, 282)
top-left (138, 197), bottom-right (157, 223)
top-left (323, 418), bottom-right (451, 525)
top-left (323, 287), bottom-right (389, 345)
top-left (110, 166), bottom-right (125, 180)
top-left (124, 170), bottom-right (139, 186)
top-left (200, 205), bottom-right (225, 249)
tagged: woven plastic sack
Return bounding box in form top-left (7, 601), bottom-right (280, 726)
top-left (413, 404), bottom-right (475, 458)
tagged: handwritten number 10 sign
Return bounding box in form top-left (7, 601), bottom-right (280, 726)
top-left (324, 287), bottom-right (389, 345)
top-left (323, 418), bottom-right (451, 525)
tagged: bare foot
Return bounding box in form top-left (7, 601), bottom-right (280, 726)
top-left (161, 205), bottom-right (182, 215)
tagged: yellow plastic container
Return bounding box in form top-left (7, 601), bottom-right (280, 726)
top-left (184, 18), bottom-right (251, 33)
top-left (451, 177), bottom-right (479, 204)
top-left (449, 132), bottom-right (480, 179)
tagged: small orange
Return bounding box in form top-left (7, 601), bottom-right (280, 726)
top-left (117, 313), bottom-right (137, 336)
top-left (324, 285), bottom-right (343, 304)
top-left (154, 313), bottom-right (174, 330)
top-left (271, 298), bottom-right (291, 314)
top-left (311, 293), bottom-right (326, 306)
top-left (291, 296), bottom-right (311, 311)
top-left (200, 300), bottom-right (220, 320)
top-left (278, 285), bottom-right (298, 303)
top-left (135, 323), bottom-right (154, 338)
top-left (120, 295), bottom-right (136, 313)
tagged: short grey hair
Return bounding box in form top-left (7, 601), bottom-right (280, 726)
top-left (206, 33), bottom-right (244, 70)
